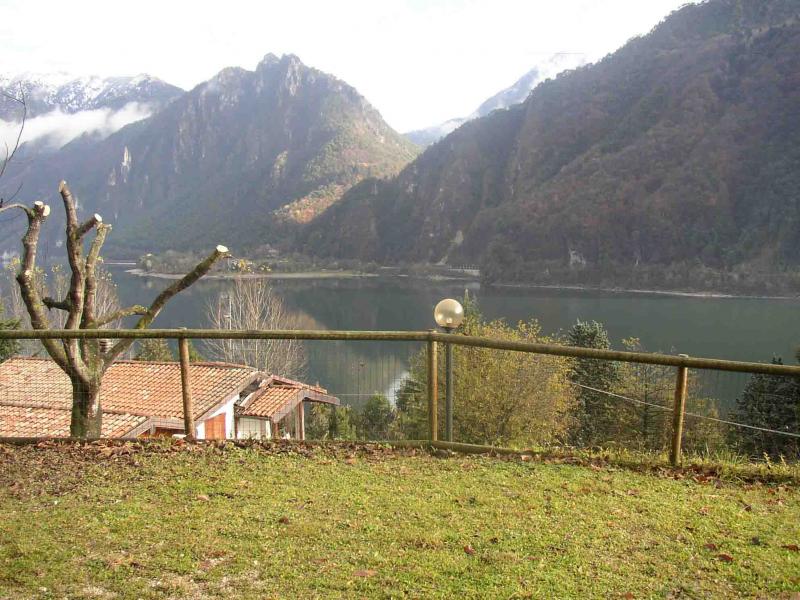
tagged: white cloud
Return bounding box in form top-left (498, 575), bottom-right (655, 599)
top-left (0, 0), bottom-right (693, 131)
top-left (0, 102), bottom-right (152, 150)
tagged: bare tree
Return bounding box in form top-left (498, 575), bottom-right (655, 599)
top-left (0, 181), bottom-right (228, 438)
top-left (206, 278), bottom-right (306, 379)
top-left (2, 261), bottom-right (125, 357)
top-left (0, 89), bottom-right (27, 207)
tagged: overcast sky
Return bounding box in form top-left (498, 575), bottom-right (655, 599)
top-left (0, 0), bottom-right (693, 131)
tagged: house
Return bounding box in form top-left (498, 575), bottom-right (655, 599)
top-left (0, 357), bottom-right (338, 440)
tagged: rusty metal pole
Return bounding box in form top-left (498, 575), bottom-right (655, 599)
top-left (427, 333), bottom-right (438, 441)
top-left (670, 354), bottom-right (689, 466)
top-left (179, 335), bottom-right (195, 440)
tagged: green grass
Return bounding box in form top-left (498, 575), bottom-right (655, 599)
top-left (1, 442), bottom-right (798, 599)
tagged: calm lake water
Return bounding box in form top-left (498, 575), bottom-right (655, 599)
top-left (111, 269), bottom-right (800, 411)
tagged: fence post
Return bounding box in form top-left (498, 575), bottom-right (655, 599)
top-left (427, 334), bottom-right (438, 441)
top-left (178, 335), bottom-right (195, 440)
top-left (670, 354), bottom-right (689, 466)
top-left (445, 340), bottom-right (454, 442)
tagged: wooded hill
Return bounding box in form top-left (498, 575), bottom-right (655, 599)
top-left (302, 0), bottom-right (800, 291)
top-left (0, 54), bottom-right (418, 255)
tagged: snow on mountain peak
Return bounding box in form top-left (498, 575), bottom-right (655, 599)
top-left (0, 71), bottom-right (183, 152)
top-left (0, 72), bottom-right (182, 117)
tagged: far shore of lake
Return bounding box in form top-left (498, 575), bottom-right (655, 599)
top-left (124, 268), bottom-right (378, 281)
top-left (494, 282), bottom-right (800, 301)
top-left (124, 267), bottom-right (799, 300)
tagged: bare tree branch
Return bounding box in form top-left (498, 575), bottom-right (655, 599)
top-left (56, 181), bottom-right (88, 377)
top-left (0, 203), bottom-right (34, 216)
top-left (58, 180), bottom-right (80, 232)
top-left (104, 245), bottom-right (229, 366)
top-left (42, 296), bottom-right (71, 311)
top-left (14, 201), bottom-right (68, 369)
top-left (78, 222), bottom-right (111, 364)
top-left (82, 222), bottom-right (110, 327)
top-left (94, 304), bottom-right (148, 328)
top-left (75, 214), bottom-right (103, 240)
top-left (206, 277), bottom-right (307, 378)
top-left (0, 90), bottom-right (26, 181)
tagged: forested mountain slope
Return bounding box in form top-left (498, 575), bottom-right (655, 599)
top-left (0, 54), bottom-right (418, 255)
top-left (304, 0), bottom-right (800, 291)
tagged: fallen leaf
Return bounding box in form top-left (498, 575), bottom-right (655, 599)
top-left (782, 544), bottom-right (799, 552)
top-left (278, 516), bottom-right (290, 525)
top-left (716, 553), bottom-right (734, 563)
top-left (353, 569), bottom-right (377, 578)
top-left (622, 593), bottom-right (635, 600)
top-left (703, 543), bottom-right (718, 551)
top-left (464, 544), bottom-right (476, 555)
top-left (196, 494), bottom-right (210, 502)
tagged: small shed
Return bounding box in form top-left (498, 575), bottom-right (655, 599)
top-left (235, 375), bottom-right (339, 440)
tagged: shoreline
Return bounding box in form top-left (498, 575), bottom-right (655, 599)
top-left (124, 268), bottom-right (379, 281)
top-left (123, 268), bottom-right (800, 299)
top-left (492, 281), bottom-right (800, 300)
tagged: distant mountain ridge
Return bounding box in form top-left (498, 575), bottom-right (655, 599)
top-left (303, 0), bottom-right (800, 293)
top-left (0, 72), bottom-right (183, 118)
top-left (0, 54), bottom-right (418, 256)
top-left (405, 54), bottom-right (586, 147)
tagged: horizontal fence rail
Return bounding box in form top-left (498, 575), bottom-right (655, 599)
top-left (1, 328), bottom-right (799, 376)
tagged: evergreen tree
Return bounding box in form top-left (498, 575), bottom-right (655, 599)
top-left (567, 320), bottom-right (621, 446)
top-left (305, 404), bottom-right (357, 440)
top-left (358, 394), bottom-right (394, 440)
top-left (135, 338), bottom-right (175, 361)
top-left (734, 357), bottom-right (800, 459)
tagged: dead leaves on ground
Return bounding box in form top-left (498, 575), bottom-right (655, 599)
top-left (353, 569), bottom-right (377, 578)
top-left (716, 553), bottom-right (734, 563)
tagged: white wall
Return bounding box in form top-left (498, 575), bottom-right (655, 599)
top-left (236, 417), bottom-right (272, 439)
top-left (196, 397), bottom-right (237, 439)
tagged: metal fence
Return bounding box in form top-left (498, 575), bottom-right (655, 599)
top-left (1, 328), bottom-right (799, 464)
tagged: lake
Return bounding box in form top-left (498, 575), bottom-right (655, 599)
top-left (112, 269), bottom-right (800, 412)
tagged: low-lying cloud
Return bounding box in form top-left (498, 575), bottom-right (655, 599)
top-left (0, 102), bottom-right (151, 150)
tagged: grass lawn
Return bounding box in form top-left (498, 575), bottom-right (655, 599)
top-left (1, 441), bottom-right (798, 599)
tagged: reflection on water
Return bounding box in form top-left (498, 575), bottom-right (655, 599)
top-left (111, 269), bottom-right (800, 411)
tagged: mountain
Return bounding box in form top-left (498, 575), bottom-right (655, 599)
top-left (0, 54), bottom-right (418, 255)
top-left (0, 73), bottom-right (183, 119)
top-left (405, 54), bottom-right (586, 147)
top-left (303, 0), bottom-right (800, 292)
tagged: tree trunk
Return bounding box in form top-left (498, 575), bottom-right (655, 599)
top-left (70, 378), bottom-right (102, 439)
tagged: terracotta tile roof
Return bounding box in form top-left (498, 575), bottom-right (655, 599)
top-left (0, 357), bottom-right (259, 421)
top-left (239, 377), bottom-right (339, 420)
top-left (241, 386), bottom-right (302, 418)
top-left (0, 406), bottom-right (147, 438)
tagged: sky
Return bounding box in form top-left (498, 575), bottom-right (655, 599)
top-left (0, 0), bottom-right (694, 132)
